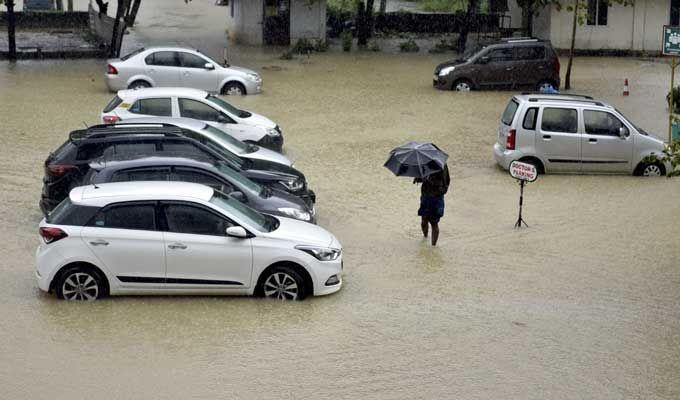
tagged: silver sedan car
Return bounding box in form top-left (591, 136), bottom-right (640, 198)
top-left (105, 47), bottom-right (262, 95)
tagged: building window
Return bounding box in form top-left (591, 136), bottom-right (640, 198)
top-left (587, 0), bottom-right (608, 26)
top-left (672, 0), bottom-right (680, 25)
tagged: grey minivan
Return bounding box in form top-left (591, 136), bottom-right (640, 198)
top-left (493, 93), bottom-right (671, 176)
top-left (434, 38), bottom-right (560, 92)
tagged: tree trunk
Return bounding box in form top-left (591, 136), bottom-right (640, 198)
top-left (55, 0), bottom-right (64, 11)
top-left (110, 0), bottom-right (129, 57)
top-left (67, 0), bottom-right (73, 11)
top-left (564, 0), bottom-right (578, 90)
top-left (379, 0), bottom-right (386, 13)
top-left (522, 0), bottom-right (533, 36)
top-left (6, 0), bottom-right (17, 61)
top-left (126, 0), bottom-right (142, 27)
top-left (357, 1), bottom-right (367, 46)
top-left (366, 0), bottom-right (375, 38)
top-left (457, 0), bottom-right (478, 54)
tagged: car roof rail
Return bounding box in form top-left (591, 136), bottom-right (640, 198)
top-left (521, 92), bottom-right (593, 99)
top-left (500, 37), bottom-right (540, 43)
top-left (527, 97), bottom-right (605, 106)
top-left (69, 125), bottom-right (185, 142)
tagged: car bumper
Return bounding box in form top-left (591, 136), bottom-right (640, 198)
top-left (433, 74), bottom-right (452, 90)
top-left (36, 243), bottom-right (61, 292)
top-left (243, 80), bottom-right (263, 95)
top-left (311, 256), bottom-right (343, 297)
top-left (493, 143), bottom-right (520, 170)
top-left (105, 74), bottom-right (127, 92)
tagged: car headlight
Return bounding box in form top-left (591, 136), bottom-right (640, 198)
top-left (279, 179), bottom-right (303, 191)
top-left (295, 245), bottom-right (341, 261)
top-left (438, 66), bottom-right (455, 77)
top-left (278, 207), bottom-right (311, 221)
top-left (247, 73), bottom-right (261, 81)
top-left (266, 128), bottom-right (281, 137)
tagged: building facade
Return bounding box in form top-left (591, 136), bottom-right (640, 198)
top-left (506, 0), bottom-right (680, 53)
top-left (225, 0), bottom-right (326, 46)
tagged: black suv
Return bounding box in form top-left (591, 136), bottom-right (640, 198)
top-left (40, 125), bottom-right (314, 214)
top-left (434, 38), bottom-right (560, 92)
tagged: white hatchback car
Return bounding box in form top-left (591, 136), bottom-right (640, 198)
top-left (101, 88), bottom-right (284, 151)
top-left (36, 182), bottom-right (343, 301)
top-left (105, 47), bottom-right (262, 95)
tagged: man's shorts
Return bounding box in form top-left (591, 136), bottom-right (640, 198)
top-left (418, 195), bottom-right (445, 223)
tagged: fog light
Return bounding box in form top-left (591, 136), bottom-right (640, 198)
top-left (325, 275), bottom-right (340, 286)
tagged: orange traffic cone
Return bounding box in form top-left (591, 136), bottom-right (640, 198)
top-left (623, 79), bottom-right (630, 96)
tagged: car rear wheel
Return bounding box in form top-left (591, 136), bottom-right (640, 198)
top-left (222, 82), bottom-right (246, 96)
top-left (259, 266), bottom-right (307, 301)
top-left (55, 267), bottom-right (106, 301)
top-left (128, 80), bottom-right (151, 90)
top-left (453, 79), bottom-right (472, 92)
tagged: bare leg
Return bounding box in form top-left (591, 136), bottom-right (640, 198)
top-left (421, 217), bottom-right (429, 238)
top-left (430, 221), bottom-right (439, 246)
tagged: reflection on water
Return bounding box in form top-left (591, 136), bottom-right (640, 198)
top-left (1, 53), bottom-right (679, 399)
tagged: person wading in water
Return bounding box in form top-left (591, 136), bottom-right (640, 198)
top-left (414, 164), bottom-right (450, 246)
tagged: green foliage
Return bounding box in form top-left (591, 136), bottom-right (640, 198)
top-left (428, 37), bottom-right (456, 53)
top-left (643, 139), bottom-right (680, 177)
top-left (341, 30), bottom-right (353, 52)
top-left (417, 0), bottom-right (466, 12)
top-left (399, 38), bottom-right (420, 52)
top-left (314, 39), bottom-right (329, 52)
top-left (292, 38), bottom-right (315, 54)
top-left (668, 86), bottom-right (680, 114)
top-left (368, 40), bottom-right (381, 51)
top-left (328, 0), bottom-right (357, 13)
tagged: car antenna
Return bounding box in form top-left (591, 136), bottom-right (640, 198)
top-left (82, 121), bottom-right (89, 129)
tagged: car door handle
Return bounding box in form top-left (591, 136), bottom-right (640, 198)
top-left (589, 138), bottom-right (598, 143)
top-left (168, 243), bottom-right (187, 250)
top-left (89, 239), bottom-right (109, 246)
top-left (542, 134), bottom-right (552, 139)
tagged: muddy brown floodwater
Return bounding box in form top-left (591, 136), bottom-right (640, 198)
top-left (1, 53), bottom-right (679, 399)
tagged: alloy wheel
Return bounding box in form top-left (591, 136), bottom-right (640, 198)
top-left (226, 86), bottom-right (243, 95)
top-left (61, 272), bottom-right (99, 301)
top-left (642, 164), bottom-right (662, 176)
top-left (455, 82), bottom-right (471, 91)
top-left (263, 272), bottom-right (299, 300)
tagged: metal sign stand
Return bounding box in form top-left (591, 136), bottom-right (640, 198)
top-left (514, 180), bottom-right (529, 229)
top-left (669, 56), bottom-right (678, 143)
top-left (663, 25), bottom-right (680, 143)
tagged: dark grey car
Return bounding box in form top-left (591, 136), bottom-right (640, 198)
top-left (83, 156), bottom-right (316, 223)
top-left (434, 38), bottom-right (561, 92)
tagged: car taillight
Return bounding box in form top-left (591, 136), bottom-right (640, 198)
top-left (102, 115), bottom-right (120, 124)
top-left (47, 164), bottom-right (77, 177)
top-left (107, 64), bottom-right (118, 75)
top-left (39, 227), bottom-right (68, 244)
top-left (506, 129), bottom-right (516, 150)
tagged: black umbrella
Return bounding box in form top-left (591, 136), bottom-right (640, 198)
top-left (384, 142), bottom-right (448, 178)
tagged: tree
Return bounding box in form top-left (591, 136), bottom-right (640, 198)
top-left (379, 0), bottom-right (386, 13)
top-left (1, 0), bottom-right (17, 60)
top-left (457, 0), bottom-right (479, 54)
top-left (109, 0), bottom-right (129, 57)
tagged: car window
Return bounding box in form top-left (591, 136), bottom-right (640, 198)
top-left (108, 142), bottom-right (158, 156)
top-left (522, 107), bottom-right (538, 130)
top-left (171, 168), bottom-right (234, 193)
top-left (160, 140), bottom-right (202, 154)
top-left (103, 96), bottom-right (123, 113)
top-left (487, 47), bottom-right (513, 62)
top-left (46, 198), bottom-right (99, 226)
top-left (541, 108), bottom-right (578, 133)
top-left (179, 98), bottom-right (223, 122)
top-left (515, 46), bottom-right (545, 61)
top-left (501, 99), bottom-right (519, 126)
top-left (111, 167), bottom-right (170, 182)
top-left (129, 98), bottom-right (172, 117)
top-left (76, 143), bottom-right (105, 160)
top-left (144, 51), bottom-right (179, 67)
top-left (89, 203), bottom-right (156, 231)
top-left (121, 47), bottom-right (145, 61)
top-left (179, 52), bottom-right (208, 68)
top-left (584, 110), bottom-right (625, 136)
top-left (163, 203), bottom-right (233, 236)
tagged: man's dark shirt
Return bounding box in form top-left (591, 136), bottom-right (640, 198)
top-left (420, 165), bottom-right (450, 197)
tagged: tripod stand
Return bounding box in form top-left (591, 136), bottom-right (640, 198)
top-left (514, 180), bottom-right (529, 228)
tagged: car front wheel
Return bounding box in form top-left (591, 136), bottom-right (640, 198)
top-left (222, 82), bottom-right (246, 96)
top-left (259, 266), bottom-right (307, 301)
top-left (55, 267), bottom-right (106, 301)
top-left (453, 79), bottom-right (472, 92)
top-left (640, 162), bottom-right (665, 177)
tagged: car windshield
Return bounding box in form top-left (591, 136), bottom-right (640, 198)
top-left (214, 161), bottom-right (263, 196)
top-left (210, 190), bottom-right (279, 232)
top-left (464, 45), bottom-right (485, 61)
top-left (206, 95), bottom-right (251, 118)
top-left (615, 108), bottom-right (648, 135)
top-left (202, 125), bottom-right (252, 154)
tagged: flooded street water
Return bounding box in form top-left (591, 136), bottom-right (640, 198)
top-left (1, 45), bottom-right (680, 398)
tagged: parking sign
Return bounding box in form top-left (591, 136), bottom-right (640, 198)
top-left (663, 26), bottom-right (680, 56)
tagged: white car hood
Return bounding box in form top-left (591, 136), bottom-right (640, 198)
top-left (227, 65), bottom-right (258, 76)
top-left (267, 217), bottom-right (338, 248)
top-left (247, 146), bottom-right (292, 166)
top-left (241, 111), bottom-right (276, 129)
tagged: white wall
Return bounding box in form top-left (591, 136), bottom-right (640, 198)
top-left (547, 0), bottom-right (670, 52)
top-left (290, 0), bottom-right (326, 42)
top-left (226, 0), bottom-right (264, 45)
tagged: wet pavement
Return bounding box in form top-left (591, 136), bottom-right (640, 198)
top-left (1, 8), bottom-right (680, 398)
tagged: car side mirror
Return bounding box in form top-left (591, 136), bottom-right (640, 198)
top-left (229, 191), bottom-right (246, 202)
top-left (478, 56), bottom-right (489, 64)
top-left (619, 126), bottom-right (629, 138)
top-left (226, 226), bottom-right (248, 238)
top-left (204, 63), bottom-right (215, 70)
